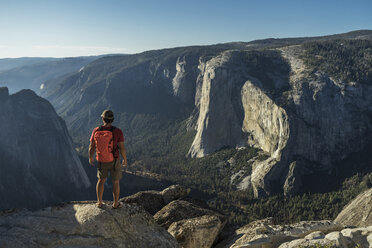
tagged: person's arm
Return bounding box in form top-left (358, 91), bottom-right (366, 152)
top-left (118, 141), bottom-right (127, 169)
top-left (89, 142), bottom-right (95, 166)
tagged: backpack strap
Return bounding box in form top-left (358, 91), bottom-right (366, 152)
top-left (110, 126), bottom-right (117, 171)
top-left (96, 126), bottom-right (104, 169)
top-left (110, 126), bottom-right (117, 157)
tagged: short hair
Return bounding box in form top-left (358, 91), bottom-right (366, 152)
top-left (103, 117), bottom-right (114, 123)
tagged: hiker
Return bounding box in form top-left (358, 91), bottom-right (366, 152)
top-left (89, 110), bottom-right (127, 209)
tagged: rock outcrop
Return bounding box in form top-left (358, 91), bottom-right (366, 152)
top-left (217, 218), bottom-right (343, 248)
top-left (0, 185), bottom-right (228, 248)
top-left (121, 184), bottom-right (188, 215)
top-left (0, 87), bottom-right (90, 210)
top-left (279, 226), bottom-right (372, 248)
top-left (335, 187), bottom-right (372, 227)
top-left (121, 185), bottom-right (225, 248)
top-left (154, 200), bottom-right (225, 229)
top-left (157, 199), bottom-right (225, 248)
top-left (216, 211), bottom-right (372, 248)
top-left (168, 215), bottom-right (224, 248)
top-left (0, 201), bottom-right (178, 248)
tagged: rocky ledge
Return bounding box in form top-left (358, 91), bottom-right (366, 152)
top-left (0, 185), bottom-right (226, 248)
top-left (1, 185), bottom-right (371, 248)
top-left (0, 201), bottom-right (178, 248)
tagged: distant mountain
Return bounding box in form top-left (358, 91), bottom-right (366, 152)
top-left (40, 29), bottom-right (372, 201)
top-left (240, 29), bottom-right (372, 48)
top-left (0, 56), bottom-right (104, 94)
top-left (0, 87), bottom-right (91, 210)
top-left (0, 57), bottom-right (59, 72)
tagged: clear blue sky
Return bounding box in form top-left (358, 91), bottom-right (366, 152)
top-left (0, 0), bottom-right (371, 58)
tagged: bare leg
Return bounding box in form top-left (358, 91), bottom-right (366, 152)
top-left (112, 180), bottom-right (120, 207)
top-left (96, 178), bottom-right (106, 205)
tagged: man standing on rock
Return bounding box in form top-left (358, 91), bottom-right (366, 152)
top-left (89, 110), bottom-right (127, 209)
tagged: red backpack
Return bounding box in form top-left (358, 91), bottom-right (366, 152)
top-left (94, 126), bottom-right (117, 163)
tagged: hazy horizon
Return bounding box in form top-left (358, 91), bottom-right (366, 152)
top-left (1, 0), bottom-right (371, 58)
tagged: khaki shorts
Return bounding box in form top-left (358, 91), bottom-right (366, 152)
top-left (97, 159), bottom-right (122, 181)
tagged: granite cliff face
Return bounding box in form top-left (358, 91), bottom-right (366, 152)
top-left (243, 45), bottom-right (372, 197)
top-left (0, 87), bottom-right (90, 210)
top-left (187, 50), bottom-right (292, 197)
top-left (41, 31), bottom-right (372, 197)
top-left (278, 46), bottom-right (372, 196)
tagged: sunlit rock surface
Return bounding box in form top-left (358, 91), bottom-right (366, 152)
top-left (335, 188), bottom-right (372, 227)
top-left (0, 201), bottom-right (178, 248)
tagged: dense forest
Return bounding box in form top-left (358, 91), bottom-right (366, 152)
top-left (131, 146), bottom-right (372, 227)
top-left (302, 39), bottom-right (372, 84)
